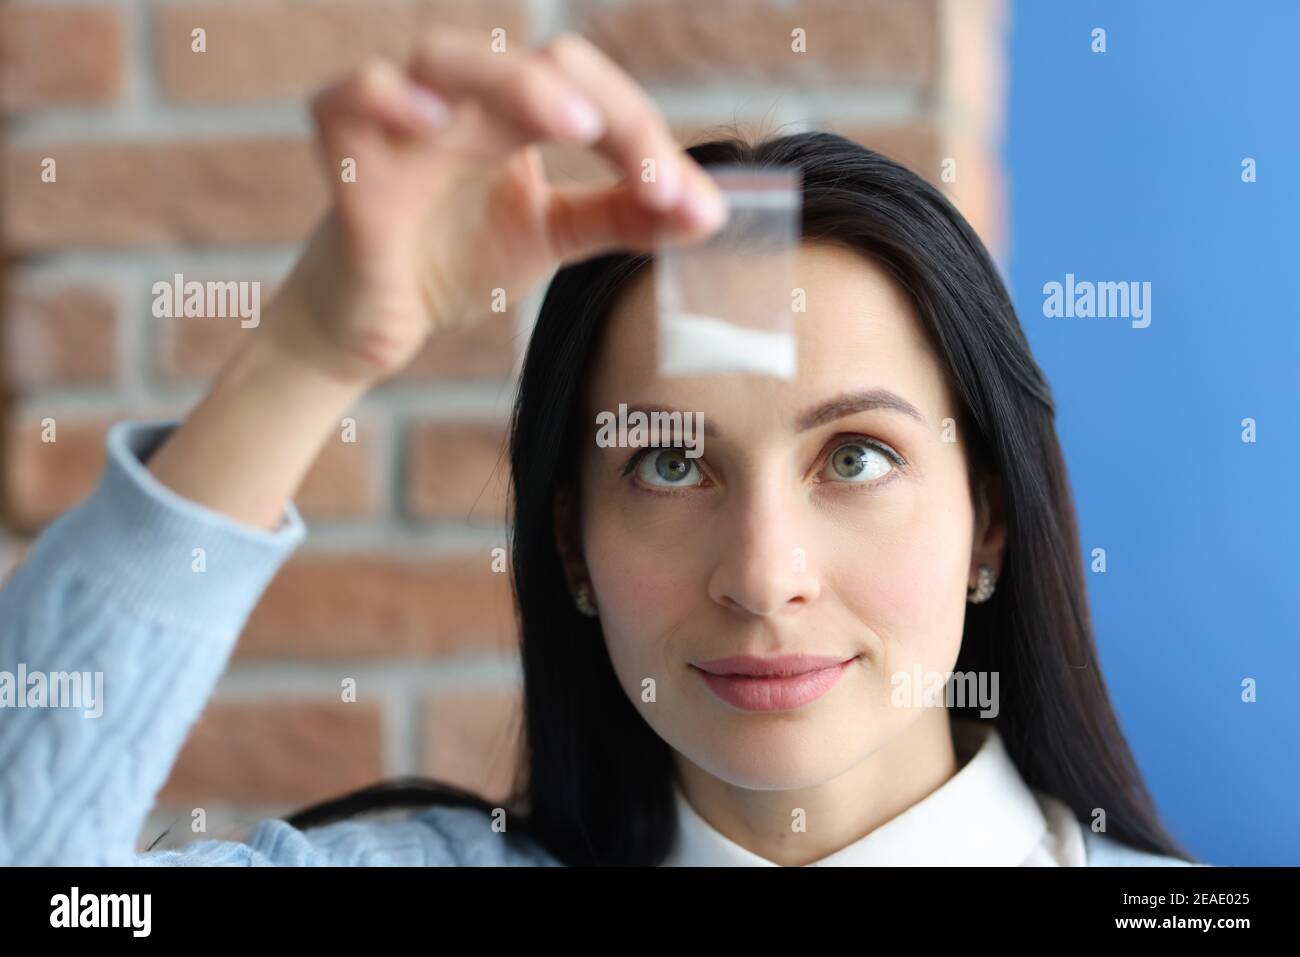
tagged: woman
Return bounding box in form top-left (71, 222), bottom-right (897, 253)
top-left (0, 28), bottom-right (1194, 867)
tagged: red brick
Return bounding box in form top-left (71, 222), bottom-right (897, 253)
top-left (573, 0), bottom-right (937, 88)
top-left (152, 312), bottom-right (264, 384)
top-left (288, 420), bottom-right (381, 518)
top-left (158, 699), bottom-right (384, 805)
top-left (154, 0), bottom-right (531, 102)
top-left (0, 138), bottom-right (326, 251)
top-left (404, 419), bottom-right (511, 524)
top-left (239, 552), bottom-right (518, 659)
top-left (147, 273), bottom-right (281, 383)
top-left (422, 689), bottom-right (523, 803)
top-left (2, 417), bottom-right (114, 533)
top-left (3, 283), bottom-right (119, 387)
top-left (0, 4), bottom-right (124, 111)
top-left (2, 414), bottom-right (377, 532)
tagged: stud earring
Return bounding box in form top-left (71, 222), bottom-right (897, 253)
top-left (573, 580), bottom-right (599, 617)
top-left (967, 565), bottom-right (996, 604)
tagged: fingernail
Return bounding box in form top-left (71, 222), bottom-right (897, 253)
top-left (560, 95), bottom-right (606, 143)
top-left (408, 86), bottom-right (451, 127)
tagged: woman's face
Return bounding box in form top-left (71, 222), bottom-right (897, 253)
top-left (566, 241), bottom-right (1002, 790)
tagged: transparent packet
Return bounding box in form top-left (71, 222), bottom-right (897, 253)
top-left (655, 164), bottom-right (802, 379)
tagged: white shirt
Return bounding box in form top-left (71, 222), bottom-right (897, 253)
top-left (661, 720), bottom-right (1087, 866)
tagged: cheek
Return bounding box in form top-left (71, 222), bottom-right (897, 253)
top-left (578, 452), bottom-right (715, 630)
top-left (827, 479), bottom-right (973, 664)
top-left (583, 509), bottom-right (697, 624)
top-left (578, 498), bottom-right (709, 696)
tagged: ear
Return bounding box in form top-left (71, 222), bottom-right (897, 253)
top-left (553, 485), bottom-right (588, 592)
top-left (970, 472), bottom-right (1008, 589)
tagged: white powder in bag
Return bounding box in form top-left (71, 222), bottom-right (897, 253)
top-left (657, 310), bottom-right (796, 379)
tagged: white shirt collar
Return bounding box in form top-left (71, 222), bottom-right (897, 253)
top-left (662, 721), bottom-right (1081, 866)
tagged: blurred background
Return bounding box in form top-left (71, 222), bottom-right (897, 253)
top-left (0, 0), bottom-right (1290, 864)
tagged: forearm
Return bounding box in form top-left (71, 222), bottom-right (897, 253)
top-left (146, 288), bottom-right (373, 531)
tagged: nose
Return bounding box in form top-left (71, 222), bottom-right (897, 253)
top-left (706, 481), bottom-right (820, 618)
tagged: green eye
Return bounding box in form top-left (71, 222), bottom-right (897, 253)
top-left (825, 442), bottom-right (893, 483)
top-left (635, 449), bottom-right (702, 487)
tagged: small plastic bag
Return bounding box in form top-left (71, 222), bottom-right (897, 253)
top-left (655, 164), bottom-right (802, 379)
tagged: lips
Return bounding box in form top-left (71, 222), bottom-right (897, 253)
top-left (691, 654), bottom-right (858, 712)
top-left (693, 653), bottom-right (855, 677)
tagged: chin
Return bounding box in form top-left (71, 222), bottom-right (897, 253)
top-left (695, 748), bottom-right (845, 791)
top-left (671, 713), bottom-right (868, 791)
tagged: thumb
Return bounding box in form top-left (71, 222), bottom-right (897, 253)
top-left (543, 179), bottom-right (726, 265)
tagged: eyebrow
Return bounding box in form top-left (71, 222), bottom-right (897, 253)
top-left (795, 388), bottom-right (928, 432)
top-left (615, 388), bottom-right (927, 443)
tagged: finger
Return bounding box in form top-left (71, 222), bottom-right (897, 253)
top-left (311, 58), bottom-right (452, 139)
top-left (545, 178), bottom-right (727, 264)
top-left (536, 33), bottom-right (726, 219)
top-left (406, 27), bottom-right (607, 149)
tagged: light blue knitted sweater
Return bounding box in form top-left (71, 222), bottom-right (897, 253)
top-left (0, 421), bottom-right (1190, 867)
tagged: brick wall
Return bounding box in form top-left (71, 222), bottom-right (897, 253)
top-left (0, 0), bottom-right (1007, 845)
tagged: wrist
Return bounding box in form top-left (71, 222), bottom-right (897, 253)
top-left (146, 328), bottom-right (372, 530)
top-left (262, 224), bottom-right (432, 387)
top-left (258, 279), bottom-right (397, 391)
